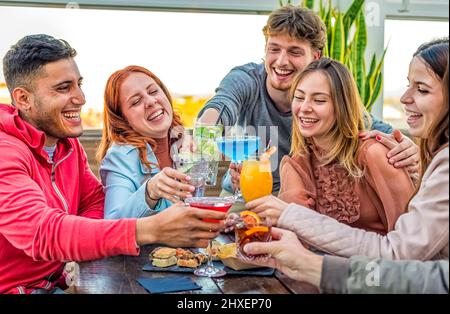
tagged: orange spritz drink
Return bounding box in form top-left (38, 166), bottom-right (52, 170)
top-left (240, 157), bottom-right (273, 203)
top-left (234, 211), bottom-right (271, 260)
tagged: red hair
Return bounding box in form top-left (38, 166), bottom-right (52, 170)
top-left (96, 65), bottom-right (183, 170)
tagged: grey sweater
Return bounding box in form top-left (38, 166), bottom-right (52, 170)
top-left (199, 63), bottom-right (392, 192)
top-left (321, 255), bottom-right (449, 294)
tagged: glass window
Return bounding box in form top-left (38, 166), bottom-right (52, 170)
top-left (0, 6), bottom-right (267, 128)
top-left (383, 19), bottom-right (448, 130)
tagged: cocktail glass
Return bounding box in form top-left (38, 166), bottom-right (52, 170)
top-left (173, 156), bottom-right (209, 198)
top-left (235, 216), bottom-right (272, 262)
top-left (185, 196), bottom-right (235, 277)
top-left (193, 123), bottom-right (223, 186)
top-left (216, 136), bottom-right (260, 201)
top-left (240, 154), bottom-right (273, 203)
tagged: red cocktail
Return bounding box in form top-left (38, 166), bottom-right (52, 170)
top-left (184, 196), bottom-right (235, 277)
top-left (185, 196), bottom-right (234, 223)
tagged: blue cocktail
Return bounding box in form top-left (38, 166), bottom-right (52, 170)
top-left (217, 136), bottom-right (260, 163)
top-left (217, 136), bottom-right (260, 201)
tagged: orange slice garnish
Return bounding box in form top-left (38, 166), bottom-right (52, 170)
top-left (239, 211), bottom-right (261, 225)
top-left (244, 226), bottom-right (270, 238)
top-left (260, 146), bottom-right (277, 163)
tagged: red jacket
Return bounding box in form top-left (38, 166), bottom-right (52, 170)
top-left (0, 104), bottom-right (139, 294)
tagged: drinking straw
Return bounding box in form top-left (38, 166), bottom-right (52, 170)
top-left (264, 139), bottom-right (272, 152)
top-left (215, 106), bottom-right (226, 125)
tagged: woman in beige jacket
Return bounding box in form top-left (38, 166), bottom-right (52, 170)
top-left (245, 38), bottom-right (449, 261)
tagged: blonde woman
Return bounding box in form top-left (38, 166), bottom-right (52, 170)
top-left (248, 57), bottom-right (415, 235)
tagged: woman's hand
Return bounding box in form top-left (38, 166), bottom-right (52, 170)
top-left (229, 162), bottom-right (242, 192)
top-left (245, 195), bottom-right (288, 226)
top-left (360, 129), bottom-right (420, 181)
top-left (146, 167), bottom-right (195, 203)
top-left (243, 227), bottom-right (323, 287)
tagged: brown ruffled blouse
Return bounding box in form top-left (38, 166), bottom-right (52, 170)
top-left (278, 139), bottom-right (415, 234)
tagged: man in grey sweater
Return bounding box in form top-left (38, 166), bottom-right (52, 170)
top-left (198, 5), bottom-right (417, 193)
top-left (245, 227), bottom-right (449, 294)
top-left (322, 256), bottom-right (449, 294)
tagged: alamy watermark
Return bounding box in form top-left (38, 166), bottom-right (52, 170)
top-left (365, 261), bottom-right (381, 287)
top-left (366, 1), bottom-right (381, 27)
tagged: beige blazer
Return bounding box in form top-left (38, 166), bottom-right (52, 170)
top-left (278, 146), bottom-right (449, 260)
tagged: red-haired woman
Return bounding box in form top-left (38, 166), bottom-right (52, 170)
top-left (97, 66), bottom-right (195, 219)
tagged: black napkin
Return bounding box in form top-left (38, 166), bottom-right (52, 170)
top-left (136, 276), bottom-right (201, 294)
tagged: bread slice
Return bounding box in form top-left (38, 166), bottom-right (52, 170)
top-left (176, 248), bottom-right (195, 260)
top-left (177, 258), bottom-right (199, 268)
top-left (152, 247), bottom-right (176, 259)
top-left (152, 256), bottom-right (178, 268)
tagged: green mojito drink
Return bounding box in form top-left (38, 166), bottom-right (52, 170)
top-left (193, 123), bottom-right (223, 186)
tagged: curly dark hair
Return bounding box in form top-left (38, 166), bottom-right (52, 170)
top-left (263, 5), bottom-right (327, 53)
top-left (3, 34), bottom-right (77, 95)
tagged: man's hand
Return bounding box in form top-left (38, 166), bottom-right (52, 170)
top-left (360, 129), bottom-right (420, 178)
top-left (136, 202), bottom-right (226, 248)
top-left (146, 167), bottom-right (195, 203)
top-left (245, 195), bottom-right (288, 226)
top-left (243, 227), bottom-right (323, 287)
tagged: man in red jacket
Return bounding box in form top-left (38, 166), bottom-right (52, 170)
top-left (0, 34), bottom-right (226, 294)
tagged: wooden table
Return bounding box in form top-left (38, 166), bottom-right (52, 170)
top-left (68, 238), bottom-right (319, 294)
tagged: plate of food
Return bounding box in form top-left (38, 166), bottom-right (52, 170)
top-left (143, 247), bottom-right (207, 273)
top-left (142, 245), bottom-right (274, 276)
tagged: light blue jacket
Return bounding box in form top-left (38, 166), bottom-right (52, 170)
top-left (100, 143), bottom-right (173, 219)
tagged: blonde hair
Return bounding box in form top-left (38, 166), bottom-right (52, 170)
top-left (290, 58), bottom-right (370, 178)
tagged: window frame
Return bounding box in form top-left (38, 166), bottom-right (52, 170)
top-left (1, 0), bottom-right (448, 119)
top-left (365, 0), bottom-right (448, 118)
top-left (0, 0), bottom-right (278, 14)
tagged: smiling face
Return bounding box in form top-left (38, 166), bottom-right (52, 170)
top-left (119, 72), bottom-right (173, 139)
top-left (265, 33), bottom-right (319, 93)
top-left (26, 58), bottom-right (85, 146)
top-left (292, 71), bottom-right (335, 147)
top-left (400, 56), bottom-right (444, 139)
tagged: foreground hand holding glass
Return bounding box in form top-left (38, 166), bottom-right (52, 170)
top-left (224, 211), bottom-right (272, 263)
top-left (234, 211), bottom-right (272, 262)
top-left (173, 156), bottom-right (209, 198)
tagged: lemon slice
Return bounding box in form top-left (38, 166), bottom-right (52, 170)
top-left (217, 243), bottom-right (237, 259)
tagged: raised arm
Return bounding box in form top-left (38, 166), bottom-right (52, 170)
top-left (197, 66), bottom-right (258, 126)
